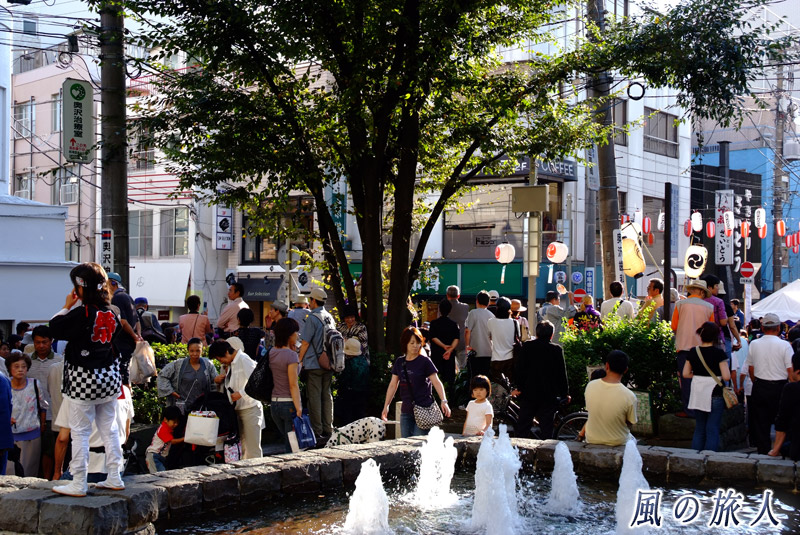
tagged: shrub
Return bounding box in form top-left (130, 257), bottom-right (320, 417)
top-left (132, 384), bottom-right (162, 424)
top-left (560, 313), bottom-right (680, 416)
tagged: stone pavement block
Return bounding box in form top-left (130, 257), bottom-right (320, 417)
top-left (0, 476), bottom-right (42, 489)
top-left (123, 474), bottom-right (160, 485)
top-left (201, 473), bottom-right (240, 509)
top-left (280, 461), bottom-right (321, 493)
top-left (667, 451), bottom-right (706, 484)
top-left (316, 458), bottom-right (343, 488)
top-left (229, 456), bottom-right (284, 468)
top-left (638, 447), bottom-right (669, 482)
top-left (535, 440), bottom-right (582, 473)
top-left (756, 459), bottom-right (795, 487)
top-left (38, 495), bottom-right (128, 535)
top-left (228, 465), bottom-right (281, 501)
top-left (578, 444), bottom-right (622, 477)
top-left (705, 456), bottom-right (756, 484)
top-left (0, 488), bottom-right (56, 533)
top-left (125, 523), bottom-right (155, 535)
top-left (148, 478), bottom-right (201, 517)
top-left (94, 485), bottom-right (165, 528)
top-left (154, 466), bottom-right (222, 480)
top-left (372, 445), bottom-right (419, 476)
top-left (314, 449), bottom-right (368, 485)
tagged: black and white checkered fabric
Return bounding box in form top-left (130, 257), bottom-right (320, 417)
top-left (63, 361), bottom-right (122, 402)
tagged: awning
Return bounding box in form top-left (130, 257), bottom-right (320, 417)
top-left (129, 262), bottom-right (191, 307)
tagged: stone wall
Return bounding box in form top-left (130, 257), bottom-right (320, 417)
top-left (0, 436), bottom-right (795, 534)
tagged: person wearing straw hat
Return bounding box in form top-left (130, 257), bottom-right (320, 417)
top-left (335, 338), bottom-right (370, 426)
top-left (510, 299), bottom-right (530, 341)
top-left (298, 286), bottom-right (336, 438)
top-left (671, 279), bottom-right (715, 418)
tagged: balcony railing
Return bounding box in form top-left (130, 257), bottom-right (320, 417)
top-left (128, 150), bottom-right (156, 172)
top-left (643, 135), bottom-right (679, 158)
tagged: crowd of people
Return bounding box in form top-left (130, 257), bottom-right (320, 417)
top-left (3, 264), bottom-right (800, 490)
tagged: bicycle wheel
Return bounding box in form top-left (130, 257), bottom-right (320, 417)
top-left (555, 412), bottom-right (588, 441)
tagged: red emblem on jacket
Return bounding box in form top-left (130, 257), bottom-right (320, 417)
top-left (92, 310), bottom-right (117, 343)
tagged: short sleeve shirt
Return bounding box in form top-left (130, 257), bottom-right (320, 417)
top-left (584, 379), bottom-right (637, 446)
top-left (147, 421), bottom-right (174, 456)
top-left (465, 308), bottom-right (494, 357)
top-left (391, 355), bottom-right (438, 414)
top-left (464, 400), bottom-right (494, 435)
top-left (269, 347), bottom-right (300, 398)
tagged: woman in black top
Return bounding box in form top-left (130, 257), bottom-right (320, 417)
top-left (233, 308), bottom-right (265, 359)
top-left (683, 321), bottom-right (731, 452)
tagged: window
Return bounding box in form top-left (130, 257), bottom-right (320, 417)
top-left (618, 190), bottom-right (627, 214)
top-left (51, 92), bottom-right (62, 132)
top-left (14, 100), bottom-right (34, 138)
top-left (242, 215), bottom-right (280, 264)
top-left (241, 197), bottom-right (314, 264)
top-left (15, 174), bottom-right (33, 200)
top-left (129, 125), bottom-right (155, 171)
top-left (51, 167), bottom-right (78, 205)
top-left (612, 99), bottom-right (627, 146)
top-left (644, 107), bottom-right (679, 158)
top-left (65, 241), bottom-right (79, 262)
top-left (22, 18), bottom-right (37, 36)
top-left (129, 210), bottom-right (153, 257)
top-left (160, 207), bottom-right (189, 257)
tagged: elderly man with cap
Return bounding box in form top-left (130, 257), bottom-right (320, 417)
top-left (487, 290), bottom-right (500, 314)
top-left (671, 279), bottom-right (715, 417)
top-left (262, 300), bottom-right (289, 355)
top-left (446, 285), bottom-right (470, 371)
top-left (745, 312), bottom-right (793, 454)
top-left (108, 272), bottom-right (142, 383)
top-left (540, 290), bottom-right (575, 346)
top-left (288, 296), bottom-right (310, 333)
top-left (135, 297), bottom-right (165, 343)
top-left (298, 286), bottom-right (336, 438)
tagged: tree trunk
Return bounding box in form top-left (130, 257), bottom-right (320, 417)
top-left (587, 0), bottom-right (620, 300)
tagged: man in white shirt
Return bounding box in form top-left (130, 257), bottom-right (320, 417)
top-left (27, 325), bottom-right (63, 480)
top-left (217, 282), bottom-right (249, 334)
top-left (745, 313), bottom-right (793, 454)
top-left (600, 281), bottom-right (635, 320)
top-left (465, 291), bottom-right (494, 378)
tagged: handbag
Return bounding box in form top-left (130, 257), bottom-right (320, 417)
top-left (185, 410), bottom-right (220, 446)
top-left (130, 340), bottom-right (157, 384)
top-left (293, 413), bottom-right (317, 449)
top-left (401, 358), bottom-right (443, 430)
top-left (695, 347), bottom-right (738, 409)
top-left (244, 348), bottom-right (274, 402)
top-left (512, 321), bottom-right (523, 363)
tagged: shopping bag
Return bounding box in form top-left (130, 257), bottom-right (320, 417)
top-left (184, 411), bottom-right (220, 447)
top-left (292, 413), bottom-right (317, 450)
top-left (130, 340), bottom-right (157, 384)
top-left (224, 441), bottom-right (242, 463)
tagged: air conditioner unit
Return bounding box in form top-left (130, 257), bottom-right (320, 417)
top-left (785, 140), bottom-right (800, 162)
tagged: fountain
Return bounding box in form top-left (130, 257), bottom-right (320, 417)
top-left (470, 424), bottom-right (521, 535)
top-left (546, 441), bottom-right (580, 515)
top-left (413, 426), bottom-right (458, 507)
top-left (616, 438), bottom-right (651, 535)
top-left (342, 459), bottom-right (390, 535)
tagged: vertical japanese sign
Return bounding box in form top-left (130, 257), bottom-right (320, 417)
top-left (715, 190), bottom-right (734, 265)
top-left (62, 78), bottom-right (95, 163)
top-left (612, 229), bottom-right (625, 285)
top-left (215, 204), bottom-right (233, 250)
top-left (100, 229), bottom-right (113, 273)
top-left (585, 267), bottom-right (595, 298)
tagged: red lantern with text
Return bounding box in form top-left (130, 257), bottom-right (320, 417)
top-left (647, 233), bottom-right (654, 246)
top-left (705, 221), bottom-right (715, 239)
top-left (741, 221), bottom-right (750, 238)
top-left (723, 211), bottom-right (735, 236)
top-left (785, 235), bottom-right (792, 248)
top-left (684, 220), bottom-right (692, 237)
top-left (691, 212), bottom-right (703, 232)
top-left (777, 220), bottom-right (786, 237)
top-left (642, 217), bottom-right (651, 235)
top-left (758, 225), bottom-right (768, 240)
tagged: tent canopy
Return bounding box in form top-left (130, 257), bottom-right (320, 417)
top-left (751, 279), bottom-right (800, 322)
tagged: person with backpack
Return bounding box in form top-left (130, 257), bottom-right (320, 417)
top-left (135, 298), bottom-right (167, 344)
top-left (297, 286), bottom-right (336, 438)
top-left (6, 351), bottom-right (48, 477)
top-left (268, 318), bottom-right (303, 452)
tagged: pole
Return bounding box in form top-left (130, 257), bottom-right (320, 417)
top-left (587, 0), bottom-right (621, 300)
top-left (584, 150), bottom-right (597, 299)
top-left (100, 3), bottom-right (129, 286)
top-left (663, 182), bottom-right (673, 321)
top-left (772, 64), bottom-right (785, 291)
top-left (566, 192), bottom-right (573, 291)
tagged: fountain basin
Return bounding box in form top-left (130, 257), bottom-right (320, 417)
top-left (0, 437), bottom-right (797, 534)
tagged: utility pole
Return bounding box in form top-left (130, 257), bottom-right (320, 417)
top-left (772, 64), bottom-right (785, 291)
top-left (587, 0), bottom-right (620, 299)
top-left (99, 3), bottom-right (129, 286)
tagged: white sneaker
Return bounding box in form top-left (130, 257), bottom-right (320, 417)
top-left (53, 479), bottom-right (88, 497)
top-left (95, 473), bottom-right (125, 491)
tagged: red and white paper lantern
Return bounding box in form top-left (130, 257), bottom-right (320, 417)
top-left (785, 234), bottom-right (792, 248)
top-left (642, 216), bottom-right (652, 235)
top-left (723, 211), bottom-right (735, 237)
top-left (684, 220), bottom-right (692, 237)
top-left (741, 221), bottom-right (751, 238)
top-left (647, 233), bottom-right (654, 246)
top-left (691, 212), bottom-right (703, 232)
top-left (794, 245), bottom-right (799, 254)
top-left (758, 225), bottom-right (768, 240)
top-left (705, 221), bottom-right (716, 239)
top-left (777, 220), bottom-right (786, 237)
top-left (620, 214), bottom-right (630, 226)
top-left (657, 211), bottom-right (665, 232)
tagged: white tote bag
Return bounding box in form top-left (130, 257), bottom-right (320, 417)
top-left (184, 411), bottom-right (220, 446)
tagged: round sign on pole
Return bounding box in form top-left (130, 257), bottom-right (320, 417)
top-left (740, 262), bottom-right (754, 278)
top-left (571, 271), bottom-right (583, 284)
top-left (573, 288), bottom-right (587, 304)
top-left (555, 270), bottom-right (567, 284)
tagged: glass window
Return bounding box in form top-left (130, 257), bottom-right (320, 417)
top-left (14, 174), bottom-right (33, 200)
top-left (22, 19), bottom-right (37, 36)
top-left (51, 92), bottom-right (62, 132)
top-left (52, 167), bottom-right (78, 205)
top-left (241, 197), bottom-right (314, 264)
top-left (241, 216), bottom-right (280, 264)
top-left (65, 241), bottom-right (79, 262)
top-left (644, 107), bottom-right (679, 158)
top-left (160, 207), bottom-right (189, 257)
top-left (14, 100), bottom-right (34, 138)
top-left (129, 210), bottom-right (153, 257)
top-left (613, 98), bottom-right (627, 146)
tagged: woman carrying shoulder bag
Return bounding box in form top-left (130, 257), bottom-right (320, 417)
top-left (683, 321), bottom-right (732, 452)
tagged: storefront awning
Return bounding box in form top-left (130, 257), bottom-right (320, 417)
top-left (129, 262), bottom-right (191, 307)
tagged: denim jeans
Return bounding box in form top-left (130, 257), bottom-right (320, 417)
top-left (692, 396), bottom-right (725, 451)
top-left (676, 351), bottom-right (694, 417)
top-left (146, 452), bottom-right (167, 473)
top-left (270, 401), bottom-right (296, 453)
top-left (400, 412), bottom-right (427, 438)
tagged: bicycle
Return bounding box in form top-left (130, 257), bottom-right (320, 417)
top-left (490, 374), bottom-right (588, 440)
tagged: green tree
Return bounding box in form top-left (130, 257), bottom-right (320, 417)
top-left (116, 0), bottom-right (794, 353)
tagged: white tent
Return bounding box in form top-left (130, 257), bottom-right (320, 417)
top-left (751, 279), bottom-right (800, 322)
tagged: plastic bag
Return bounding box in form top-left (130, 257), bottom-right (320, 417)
top-left (293, 413), bottom-right (317, 450)
top-left (130, 340), bottom-right (157, 384)
top-left (185, 411), bottom-right (220, 446)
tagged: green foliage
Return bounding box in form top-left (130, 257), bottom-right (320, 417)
top-left (132, 384), bottom-right (162, 424)
top-left (560, 314), bottom-right (680, 416)
top-left (368, 352), bottom-right (395, 416)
